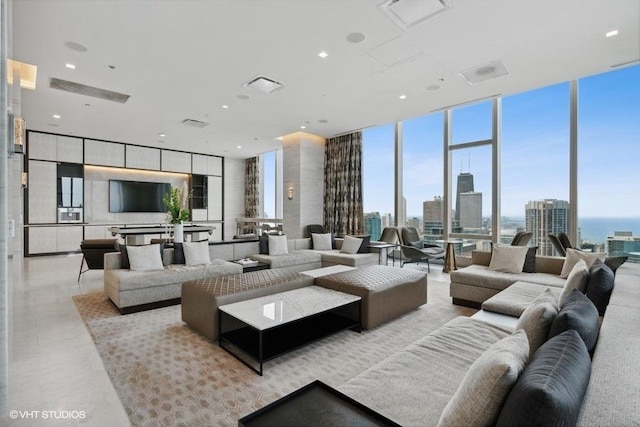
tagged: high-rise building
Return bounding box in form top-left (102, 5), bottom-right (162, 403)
top-left (607, 232), bottom-right (640, 262)
top-left (363, 212), bottom-right (382, 240)
top-left (407, 217), bottom-right (421, 231)
top-left (423, 196), bottom-right (444, 238)
top-left (455, 172), bottom-right (474, 222)
top-left (525, 199), bottom-right (570, 256)
top-left (459, 191), bottom-right (482, 230)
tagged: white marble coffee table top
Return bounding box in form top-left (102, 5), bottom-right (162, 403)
top-left (300, 265), bottom-right (356, 278)
top-left (219, 286), bottom-right (360, 331)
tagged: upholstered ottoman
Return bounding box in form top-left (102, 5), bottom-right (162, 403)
top-left (181, 267), bottom-right (314, 341)
top-left (315, 265), bottom-right (428, 329)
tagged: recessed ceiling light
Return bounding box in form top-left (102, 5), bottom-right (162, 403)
top-left (606, 29), bottom-right (619, 38)
top-left (346, 32), bottom-right (366, 44)
top-left (65, 63), bottom-right (76, 69)
top-left (222, 105), bottom-right (229, 109)
top-left (237, 145), bottom-right (242, 149)
top-left (52, 114), bottom-right (61, 119)
top-left (300, 126), bottom-right (306, 129)
top-left (399, 95), bottom-right (407, 100)
top-left (158, 133), bottom-right (166, 137)
top-left (318, 51), bottom-right (329, 58)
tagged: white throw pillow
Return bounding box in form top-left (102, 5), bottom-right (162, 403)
top-left (515, 288), bottom-right (559, 358)
top-left (560, 248), bottom-right (606, 278)
top-left (340, 235), bottom-right (363, 254)
top-left (311, 233), bottom-right (332, 251)
top-left (268, 235), bottom-right (289, 255)
top-left (488, 245), bottom-right (529, 273)
top-left (183, 241), bottom-right (210, 266)
top-left (127, 244), bottom-right (164, 271)
top-left (438, 330), bottom-right (530, 427)
top-left (558, 259), bottom-right (590, 304)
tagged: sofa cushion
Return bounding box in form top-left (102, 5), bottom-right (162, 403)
top-left (183, 241), bottom-right (210, 266)
top-left (549, 289), bottom-right (600, 354)
top-left (482, 281), bottom-right (561, 318)
top-left (259, 234), bottom-right (269, 254)
top-left (173, 242), bottom-right (186, 264)
top-left (438, 330), bottom-right (529, 427)
top-left (319, 251), bottom-right (378, 267)
top-left (341, 235), bottom-right (363, 254)
top-left (522, 247), bottom-right (538, 273)
top-left (268, 235), bottom-right (289, 255)
top-left (489, 245), bottom-right (529, 274)
top-left (251, 250), bottom-right (322, 269)
top-left (560, 248), bottom-right (606, 278)
top-left (496, 330), bottom-right (591, 427)
top-left (127, 244), bottom-right (164, 271)
top-left (559, 259), bottom-right (589, 304)
top-left (586, 258), bottom-right (615, 315)
top-left (515, 288), bottom-right (558, 358)
top-left (311, 233), bottom-right (332, 251)
top-left (450, 265), bottom-right (566, 293)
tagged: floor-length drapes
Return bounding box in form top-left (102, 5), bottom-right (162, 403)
top-left (323, 132), bottom-right (363, 236)
top-left (244, 157), bottom-right (259, 233)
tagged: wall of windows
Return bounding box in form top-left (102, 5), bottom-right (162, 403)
top-left (262, 150), bottom-right (277, 219)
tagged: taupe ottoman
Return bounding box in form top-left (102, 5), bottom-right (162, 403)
top-left (315, 265), bottom-right (428, 329)
top-left (181, 267), bottom-right (314, 341)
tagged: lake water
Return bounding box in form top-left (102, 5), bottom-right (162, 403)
top-left (578, 217), bottom-right (640, 243)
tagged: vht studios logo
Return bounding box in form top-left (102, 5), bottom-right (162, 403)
top-left (9, 410), bottom-right (86, 420)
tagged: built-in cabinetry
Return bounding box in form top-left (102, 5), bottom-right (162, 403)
top-left (28, 160), bottom-right (57, 224)
top-left (28, 226), bottom-right (84, 254)
top-left (28, 132), bottom-right (83, 163)
top-left (85, 139), bottom-right (125, 167)
top-left (126, 145), bottom-right (161, 170)
top-left (162, 150), bottom-right (191, 173)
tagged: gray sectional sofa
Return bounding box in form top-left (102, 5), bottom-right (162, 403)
top-left (104, 247), bottom-right (242, 313)
top-left (249, 237), bottom-right (379, 271)
top-left (337, 260), bottom-right (640, 426)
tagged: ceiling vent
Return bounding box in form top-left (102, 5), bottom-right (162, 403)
top-left (460, 60), bottom-right (510, 84)
top-left (50, 77), bottom-right (130, 103)
top-left (244, 76), bottom-right (284, 94)
top-left (379, 0), bottom-right (452, 30)
top-left (181, 119), bottom-right (209, 128)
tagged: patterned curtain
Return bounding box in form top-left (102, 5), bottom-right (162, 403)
top-left (323, 132), bottom-right (363, 236)
top-left (244, 157), bottom-right (259, 233)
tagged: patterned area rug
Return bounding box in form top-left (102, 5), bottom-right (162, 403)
top-left (73, 279), bottom-right (474, 426)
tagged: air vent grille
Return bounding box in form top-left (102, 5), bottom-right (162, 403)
top-left (244, 76), bottom-right (284, 94)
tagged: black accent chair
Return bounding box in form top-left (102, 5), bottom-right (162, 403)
top-left (399, 227), bottom-right (445, 272)
top-left (306, 224), bottom-right (326, 237)
top-left (558, 232), bottom-right (574, 251)
top-left (548, 234), bottom-right (567, 256)
top-left (510, 231), bottom-right (533, 246)
top-left (78, 239), bottom-right (118, 281)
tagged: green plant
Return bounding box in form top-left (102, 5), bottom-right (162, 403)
top-left (163, 186), bottom-right (190, 224)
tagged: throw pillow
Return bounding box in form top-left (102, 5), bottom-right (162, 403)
top-left (560, 248), bottom-right (606, 278)
top-left (488, 245), bottom-right (529, 274)
top-left (496, 330), bottom-right (591, 427)
top-left (117, 243), bottom-right (163, 269)
top-left (438, 330), bottom-right (529, 427)
top-left (341, 235), bottom-right (363, 254)
top-left (311, 233), bottom-right (333, 251)
top-left (183, 241), bottom-right (210, 266)
top-left (549, 289), bottom-right (600, 354)
top-left (558, 259), bottom-right (589, 305)
top-left (268, 235), bottom-right (289, 256)
top-left (409, 240), bottom-right (424, 249)
top-left (604, 255), bottom-right (627, 274)
top-left (515, 288), bottom-right (559, 358)
top-left (522, 246), bottom-right (538, 273)
top-left (586, 258), bottom-right (615, 315)
top-left (357, 235), bottom-right (371, 253)
top-left (127, 244), bottom-right (164, 271)
top-left (259, 234), bottom-right (270, 254)
top-left (173, 242), bottom-right (185, 264)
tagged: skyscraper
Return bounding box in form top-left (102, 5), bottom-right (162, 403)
top-left (525, 199), bottom-right (570, 256)
top-left (455, 172), bottom-right (474, 222)
top-left (460, 191), bottom-right (483, 229)
top-left (363, 212), bottom-right (382, 240)
top-left (423, 196), bottom-right (444, 237)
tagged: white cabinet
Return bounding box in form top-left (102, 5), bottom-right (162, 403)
top-left (57, 136), bottom-right (84, 163)
top-left (28, 132), bottom-right (83, 163)
top-left (85, 139), bottom-right (125, 167)
top-left (126, 145), bottom-right (161, 170)
top-left (161, 150), bottom-right (191, 173)
top-left (191, 209), bottom-right (208, 221)
top-left (192, 154), bottom-right (222, 176)
top-left (28, 226), bottom-right (83, 254)
top-left (208, 175), bottom-right (223, 220)
top-left (28, 160), bottom-right (57, 224)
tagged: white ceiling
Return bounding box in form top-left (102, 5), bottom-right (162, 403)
top-left (10, 0), bottom-right (640, 159)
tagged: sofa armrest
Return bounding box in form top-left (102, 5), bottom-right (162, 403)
top-left (104, 252), bottom-right (122, 270)
top-left (471, 250), bottom-right (492, 266)
top-left (535, 255), bottom-right (565, 275)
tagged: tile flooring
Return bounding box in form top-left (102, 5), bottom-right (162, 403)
top-left (1, 253), bottom-right (448, 426)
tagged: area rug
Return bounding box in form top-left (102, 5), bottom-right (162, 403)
top-left (73, 279), bottom-right (474, 426)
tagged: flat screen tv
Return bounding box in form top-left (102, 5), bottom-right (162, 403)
top-left (109, 180), bottom-right (171, 213)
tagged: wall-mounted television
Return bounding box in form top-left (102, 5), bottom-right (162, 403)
top-left (109, 180), bottom-right (171, 213)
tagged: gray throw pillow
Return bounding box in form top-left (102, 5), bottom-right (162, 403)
top-left (559, 259), bottom-right (589, 305)
top-left (515, 288), bottom-right (559, 359)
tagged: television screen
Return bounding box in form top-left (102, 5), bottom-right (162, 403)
top-left (109, 180), bottom-right (171, 213)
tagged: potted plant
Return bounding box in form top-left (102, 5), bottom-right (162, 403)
top-left (163, 186), bottom-right (190, 242)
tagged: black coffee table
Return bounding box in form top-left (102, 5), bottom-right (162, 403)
top-left (238, 380), bottom-right (401, 427)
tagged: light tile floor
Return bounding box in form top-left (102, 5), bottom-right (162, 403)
top-left (1, 253), bottom-right (448, 426)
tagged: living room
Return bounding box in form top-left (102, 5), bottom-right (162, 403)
top-left (2, 0), bottom-right (640, 426)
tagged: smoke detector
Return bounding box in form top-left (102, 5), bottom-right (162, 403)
top-left (379, 0), bottom-right (452, 30)
top-left (460, 60), bottom-right (510, 84)
top-left (244, 76), bottom-right (284, 94)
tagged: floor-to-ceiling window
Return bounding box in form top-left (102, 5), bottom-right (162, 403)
top-left (578, 65), bottom-right (640, 258)
top-left (362, 124), bottom-right (395, 240)
top-left (262, 150), bottom-right (276, 218)
top-left (403, 114), bottom-right (443, 243)
top-left (502, 83), bottom-right (570, 255)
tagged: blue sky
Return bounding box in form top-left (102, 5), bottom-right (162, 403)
top-left (363, 65), bottom-right (640, 219)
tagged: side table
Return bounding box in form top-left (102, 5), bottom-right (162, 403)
top-left (367, 243), bottom-right (398, 266)
top-left (233, 259), bottom-right (270, 273)
top-left (443, 242), bottom-right (457, 273)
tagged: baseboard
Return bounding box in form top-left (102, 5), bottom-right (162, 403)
top-left (452, 298), bottom-right (481, 309)
top-left (114, 298), bottom-right (181, 315)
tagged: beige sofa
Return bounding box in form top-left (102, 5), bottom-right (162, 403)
top-left (249, 237), bottom-right (379, 272)
top-left (338, 261), bottom-right (639, 426)
top-left (104, 247), bottom-right (242, 313)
